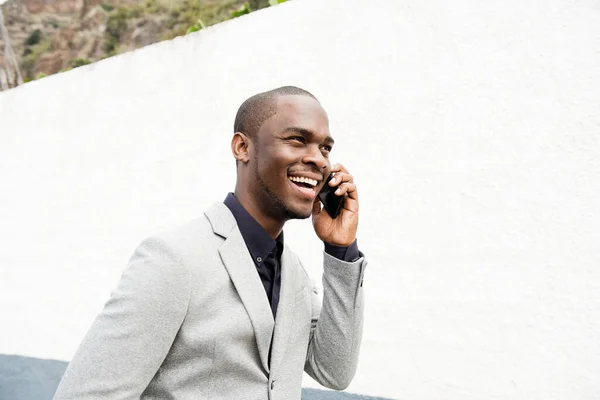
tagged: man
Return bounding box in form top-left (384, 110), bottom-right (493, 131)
top-left (54, 86), bottom-right (367, 399)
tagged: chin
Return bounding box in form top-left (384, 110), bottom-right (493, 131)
top-left (255, 174), bottom-right (313, 221)
top-left (281, 199), bottom-right (313, 220)
top-left (284, 207), bottom-right (312, 220)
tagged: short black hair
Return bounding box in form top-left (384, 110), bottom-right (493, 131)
top-left (233, 86), bottom-right (318, 139)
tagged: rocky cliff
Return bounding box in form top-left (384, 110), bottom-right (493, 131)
top-left (0, 0), bottom-right (252, 85)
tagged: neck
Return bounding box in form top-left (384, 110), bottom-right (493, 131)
top-left (234, 187), bottom-right (284, 240)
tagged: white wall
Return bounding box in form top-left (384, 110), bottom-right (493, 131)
top-left (1, 0), bottom-right (600, 398)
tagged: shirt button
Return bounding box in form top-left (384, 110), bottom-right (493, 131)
top-left (257, 257), bottom-right (262, 263)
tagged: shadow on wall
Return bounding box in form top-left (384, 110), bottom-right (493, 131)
top-left (0, 355), bottom-right (394, 400)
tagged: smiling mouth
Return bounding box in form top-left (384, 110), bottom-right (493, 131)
top-left (288, 175), bottom-right (320, 198)
top-left (288, 176), bottom-right (319, 188)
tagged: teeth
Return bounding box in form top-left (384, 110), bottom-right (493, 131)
top-left (289, 176), bottom-right (318, 187)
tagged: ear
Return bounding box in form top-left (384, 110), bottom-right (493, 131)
top-left (231, 132), bottom-right (251, 163)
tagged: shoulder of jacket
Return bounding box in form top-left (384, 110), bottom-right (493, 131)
top-left (137, 215), bottom-right (216, 262)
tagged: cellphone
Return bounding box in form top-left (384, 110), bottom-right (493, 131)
top-left (318, 174), bottom-right (344, 218)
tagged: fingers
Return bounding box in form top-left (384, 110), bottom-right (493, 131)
top-left (331, 163), bottom-right (350, 174)
top-left (334, 182), bottom-right (357, 199)
top-left (326, 162), bottom-right (359, 216)
top-left (329, 163), bottom-right (357, 200)
top-left (329, 173), bottom-right (352, 187)
top-left (329, 164), bottom-right (353, 187)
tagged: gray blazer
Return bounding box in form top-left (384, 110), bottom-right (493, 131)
top-left (54, 202), bottom-right (367, 400)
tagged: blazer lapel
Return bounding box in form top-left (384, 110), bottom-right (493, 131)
top-left (269, 245), bottom-right (303, 373)
top-left (205, 203), bottom-right (275, 373)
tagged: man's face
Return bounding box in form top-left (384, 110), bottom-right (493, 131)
top-left (249, 95), bottom-right (334, 221)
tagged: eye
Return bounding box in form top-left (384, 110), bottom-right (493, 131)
top-left (288, 136), bottom-right (306, 144)
top-left (321, 145), bottom-right (332, 152)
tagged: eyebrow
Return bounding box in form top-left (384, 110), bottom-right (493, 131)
top-left (281, 126), bottom-right (335, 145)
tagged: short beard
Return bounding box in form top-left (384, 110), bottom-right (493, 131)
top-left (252, 151), bottom-right (311, 221)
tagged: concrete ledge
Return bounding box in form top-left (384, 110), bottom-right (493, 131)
top-left (0, 355), bottom-right (393, 400)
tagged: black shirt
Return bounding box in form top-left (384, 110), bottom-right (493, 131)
top-left (224, 193), bottom-right (359, 318)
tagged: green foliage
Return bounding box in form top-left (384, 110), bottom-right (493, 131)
top-left (128, 6), bottom-right (143, 18)
top-left (104, 7), bottom-right (131, 54)
top-left (104, 37), bottom-right (119, 54)
top-left (248, 0), bottom-right (269, 10)
top-left (35, 72), bottom-right (48, 80)
top-left (71, 58), bottom-right (92, 68)
top-left (44, 19), bottom-right (60, 29)
top-left (182, 0), bottom-right (288, 39)
top-left (169, 0), bottom-right (239, 38)
top-left (143, 0), bottom-right (165, 14)
top-left (22, 54), bottom-right (37, 78)
top-left (106, 8), bottom-right (129, 38)
top-left (25, 29), bottom-right (42, 46)
top-left (186, 18), bottom-right (206, 34)
top-left (100, 3), bottom-right (114, 11)
top-left (20, 38), bottom-right (50, 80)
top-left (230, 2), bottom-right (251, 18)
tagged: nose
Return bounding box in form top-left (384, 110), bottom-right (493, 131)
top-left (302, 144), bottom-right (329, 171)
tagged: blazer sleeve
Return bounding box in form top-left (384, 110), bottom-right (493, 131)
top-left (53, 237), bottom-right (191, 399)
top-left (304, 251), bottom-right (367, 390)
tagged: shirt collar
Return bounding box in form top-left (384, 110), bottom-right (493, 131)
top-left (224, 193), bottom-right (284, 265)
